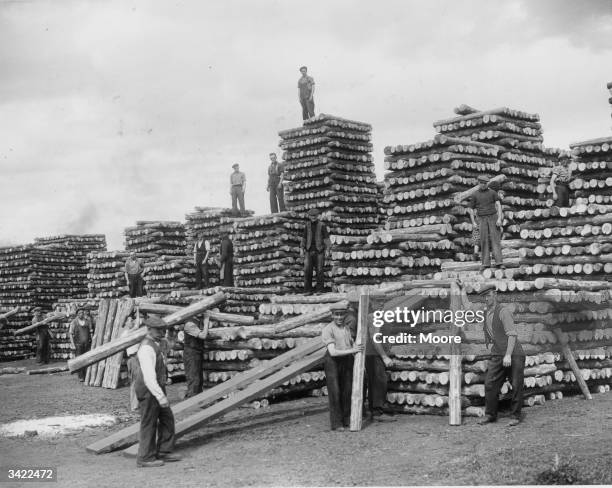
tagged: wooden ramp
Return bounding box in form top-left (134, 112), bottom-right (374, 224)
top-left (86, 337), bottom-right (326, 454)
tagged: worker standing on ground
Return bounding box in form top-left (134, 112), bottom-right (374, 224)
top-left (193, 235), bottom-right (211, 289)
top-left (123, 312), bottom-right (141, 412)
top-left (345, 295), bottom-right (395, 422)
top-left (134, 316), bottom-right (181, 468)
top-left (125, 252), bottom-right (145, 298)
top-left (267, 152), bottom-right (285, 213)
top-left (230, 163), bottom-right (246, 216)
top-left (298, 66), bottom-right (315, 120)
top-left (458, 282), bottom-right (525, 426)
top-left (69, 307), bottom-right (94, 382)
top-left (322, 302), bottom-right (364, 431)
top-left (220, 232), bottom-right (234, 287)
top-left (549, 157), bottom-right (572, 207)
top-left (183, 315), bottom-right (209, 398)
top-left (32, 307), bottom-right (51, 365)
top-left (469, 175), bottom-right (505, 271)
top-left (301, 208), bottom-right (330, 294)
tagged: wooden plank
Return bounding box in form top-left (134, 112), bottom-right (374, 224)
top-left (13, 313), bottom-right (69, 335)
top-left (448, 283), bottom-right (462, 426)
top-left (121, 349), bottom-right (327, 457)
top-left (86, 337), bottom-right (326, 453)
top-left (93, 300), bottom-right (118, 386)
top-left (86, 299), bottom-right (110, 384)
top-left (103, 299), bottom-right (135, 388)
top-left (349, 290), bottom-right (370, 431)
top-left (553, 328), bottom-right (593, 400)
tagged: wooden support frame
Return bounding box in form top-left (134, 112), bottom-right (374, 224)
top-left (349, 289), bottom-right (370, 431)
top-left (448, 282), bottom-right (463, 426)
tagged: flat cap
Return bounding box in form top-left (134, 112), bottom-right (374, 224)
top-left (299, 66), bottom-right (307, 70)
top-left (144, 316), bottom-right (168, 329)
top-left (31, 307), bottom-right (42, 313)
top-left (477, 175), bottom-right (490, 183)
top-left (329, 301), bottom-right (349, 313)
top-left (307, 208), bottom-right (319, 216)
top-left (477, 283), bottom-right (497, 295)
top-left (232, 163), bottom-right (240, 169)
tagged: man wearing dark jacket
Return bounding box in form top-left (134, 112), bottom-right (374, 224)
top-left (267, 153), bottom-right (285, 213)
top-left (69, 307), bottom-right (94, 381)
top-left (183, 316), bottom-right (209, 398)
top-left (32, 307), bottom-right (51, 364)
top-left (300, 208), bottom-right (330, 293)
top-left (220, 232), bottom-right (234, 287)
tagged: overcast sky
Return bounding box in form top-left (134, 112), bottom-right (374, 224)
top-left (1, 0), bottom-right (611, 250)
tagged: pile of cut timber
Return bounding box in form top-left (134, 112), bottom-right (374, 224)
top-left (125, 221), bottom-right (187, 296)
top-left (48, 299), bottom-right (99, 360)
top-left (232, 214), bottom-right (306, 291)
top-left (570, 136), bottom-right (612, 205)
top-left (83, 298), bottom-right (135, 388)
top-left (608, 81), bottom-right (612, 122)
top-left (86, 251), bottom-right (152, 298)
top-left (184, 207), bottom-right (239, 288)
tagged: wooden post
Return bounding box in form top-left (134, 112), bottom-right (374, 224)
top-left (553, 328), bottom-right (592, 400)
top-left (448, 283), bottom-right (462, 426)
top-left (349, 289), bottom-right (369, 431)
top-left (13, 312), bottom-right (69, 336)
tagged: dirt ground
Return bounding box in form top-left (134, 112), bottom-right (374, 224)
top-left (1, 358), bottom-right (612, 487)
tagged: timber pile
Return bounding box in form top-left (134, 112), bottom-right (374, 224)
top-left (48, 299), bottom-right (99, 360)
top-left (0, 246), bottom-right (36, 360)
top-left (86, 251), bottom-right (154, 298)
top-left (569, 136), bottom-right (612, 204)
top-left (83, 298), bottom-right (135, 388)
top-left (279, 114), bottom-right (380, 236)
top-left (383, 135), bottom-right (500, 265)
top-left (232, 214), bottom-right (309, 291)
top-left (608, 81), bottom-right (612, 122)
top-left (125, 221), bottom-right (188, 296)
top-left (184, 207), bottom-right (241, 289)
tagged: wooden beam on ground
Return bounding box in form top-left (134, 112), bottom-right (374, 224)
top-left (349, 290), bottom-right (370, 431)
top-left (121, 349), bottom-right (327, 457)
top-left (448, 283), bottom-right (463, 426)
top-left (27, 365), bottom-right (69, 375)
top-left (553, 328), bottom-right (593, 400)
top-left (86, 337), bottom-right (325, 453)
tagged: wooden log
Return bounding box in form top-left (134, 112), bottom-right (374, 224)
top-left (121, 349), bottom-right (327, 457)
top-left (0, 307), bottom-right (20, 321)
top-left (454, 175), bottom-right (506, 203)
top-left (349, 290), bottom-right (370, 432)
top-left (86, 299), bottom-right (110, 384)
top-left (273, 305), bottom-right (343, 333)
top-left (553, 328), bottom-right (592, 401)
top-left (27, 366), bottom-right (69, 375)
top-left (13, 312), bottom-right (69, 335)
top-left (448, 283), bottom-right (462, 426)
top-left (93, 300), bottom-right (119, 386)
top-left (86, 337), bottom-right (326, 453)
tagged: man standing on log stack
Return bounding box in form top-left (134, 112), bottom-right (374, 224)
top-left (183, 315), bottom-right (209, 398)
top-left (230, 163), bottom-right (246, 216)
top-left (193, 235), bottom-right (211, 289)
top-left (549, 157), bottom-right (572, 207)
top-left (345, 294), bottom-right (395, 422)
top-left (125, 252), bottom-right (145, 298)
top-left (322, 302), bottom-right (364, 431)
top-left (69, 308), bottom-right (94, 382)
top-left (267, 152), bottom-right (285, 213)
top-left (220, 232), bottom-right (234, 287)
top-left (469, 175), bottom-right (505, 271)
top-left (301, 208), bottom-right (330, 294)
top-left (458, 282), bottom-right (525, 426)
top-left (32, 307), bottom-right (51, 365)
top-left (134, 316), bottom-right (181, 468)
top-left (298, 66), bottom-right (315, 120)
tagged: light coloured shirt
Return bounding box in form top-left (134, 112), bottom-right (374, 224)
top-left (193, 240), bottom-right (211, 253)
top-left (125, 257), bottom-right (143, 275)
top-left (184, 320), bottom-right (203, 338)
top-left (298, 75), bottom-right (315, 98)
top-left (230, 171), bottom-right (246, 186)
top-left (121, 327), bottom-right (140, 356)
top-left (137, 340), bottom-right (166, 402)
top-left (321, 322), bottom-right (354, 351)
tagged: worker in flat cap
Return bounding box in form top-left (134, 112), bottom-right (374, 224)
top-left (125, 252), bottom-right (145, 298)
top-left (193, 234), bottom-right (212, 289)
top-left (344, 293), bottom-right (395, 422)
top-left (32, 307), bottom-right (51, 365)
top-left (549, 157), bottom-right (572, 207)
top-left (183, 313), bottom-right (210, 398)
top-left (133, 316), bottom-right (181, 467)
top-left (297, 66), bottom-right (315, 120)
top-left (322, 302), bottom-right (364, 431)
top-left (468, 175), bottom-right (505, 271)
top-left (301, 208), bottom-right (331, 294)
top-left (219, 231), bottom-right (234, 286)
top-left (267, 152), bottom-right (286, 213)
top-left (230, 163), bottom-right (246, 216)
top-left (69, 307), bottom-right (94, 382)
top-left (457, 280), bottom-right (525, 426)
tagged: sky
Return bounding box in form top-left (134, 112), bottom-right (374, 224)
top-left (1, 0), bottom-right (611, 250)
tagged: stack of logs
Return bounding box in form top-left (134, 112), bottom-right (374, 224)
top-left (87, 251), bottom-right (134, 298)
top-left (184, 207), bottom-right (239, 289)
top-left (232, 214), bottom-right (305, 291)
top-left (124, 221), bottom-right (189, 296)
top-left (48, 299), bottom-right (99, 360)
top-left (608, 81), bottom-right (612, 123)
top-left (569, 136), bottom-right (612, 206)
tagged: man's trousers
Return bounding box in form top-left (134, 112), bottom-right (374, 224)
top-left (478, 214), bottom-right (503, 267)
top-left (231, 186), bottom-right (245, 214)
top-left (137, 393), bottom-right (176, 464)
top-left (323, 353), bottom-right (354, 429)
top-left (36, 332), bottom-right (50, 364)
top-left (269, 185), bottom-right (285, 213)
top-left (194, 261), bottom-right (209, 289)
top-left (484, 354), bottom-right (526, 420)
top-left (128, 273), bottom-right (144, 298)
top-left (75, 342), bottom-right (90, 380)
top-left (183, 346), bottom-right (204, 398)
top-left (555, 184), bottom-right (570, 207)
top-left (300, 97), bottom-right (315, 120)
top-left (365, 355), bottom-right (388, 414)
top-left (304, 250), bottom-right (325, 292)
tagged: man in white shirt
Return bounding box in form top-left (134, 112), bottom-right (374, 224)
top-left (134, 316), bottom-right (181, 468)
